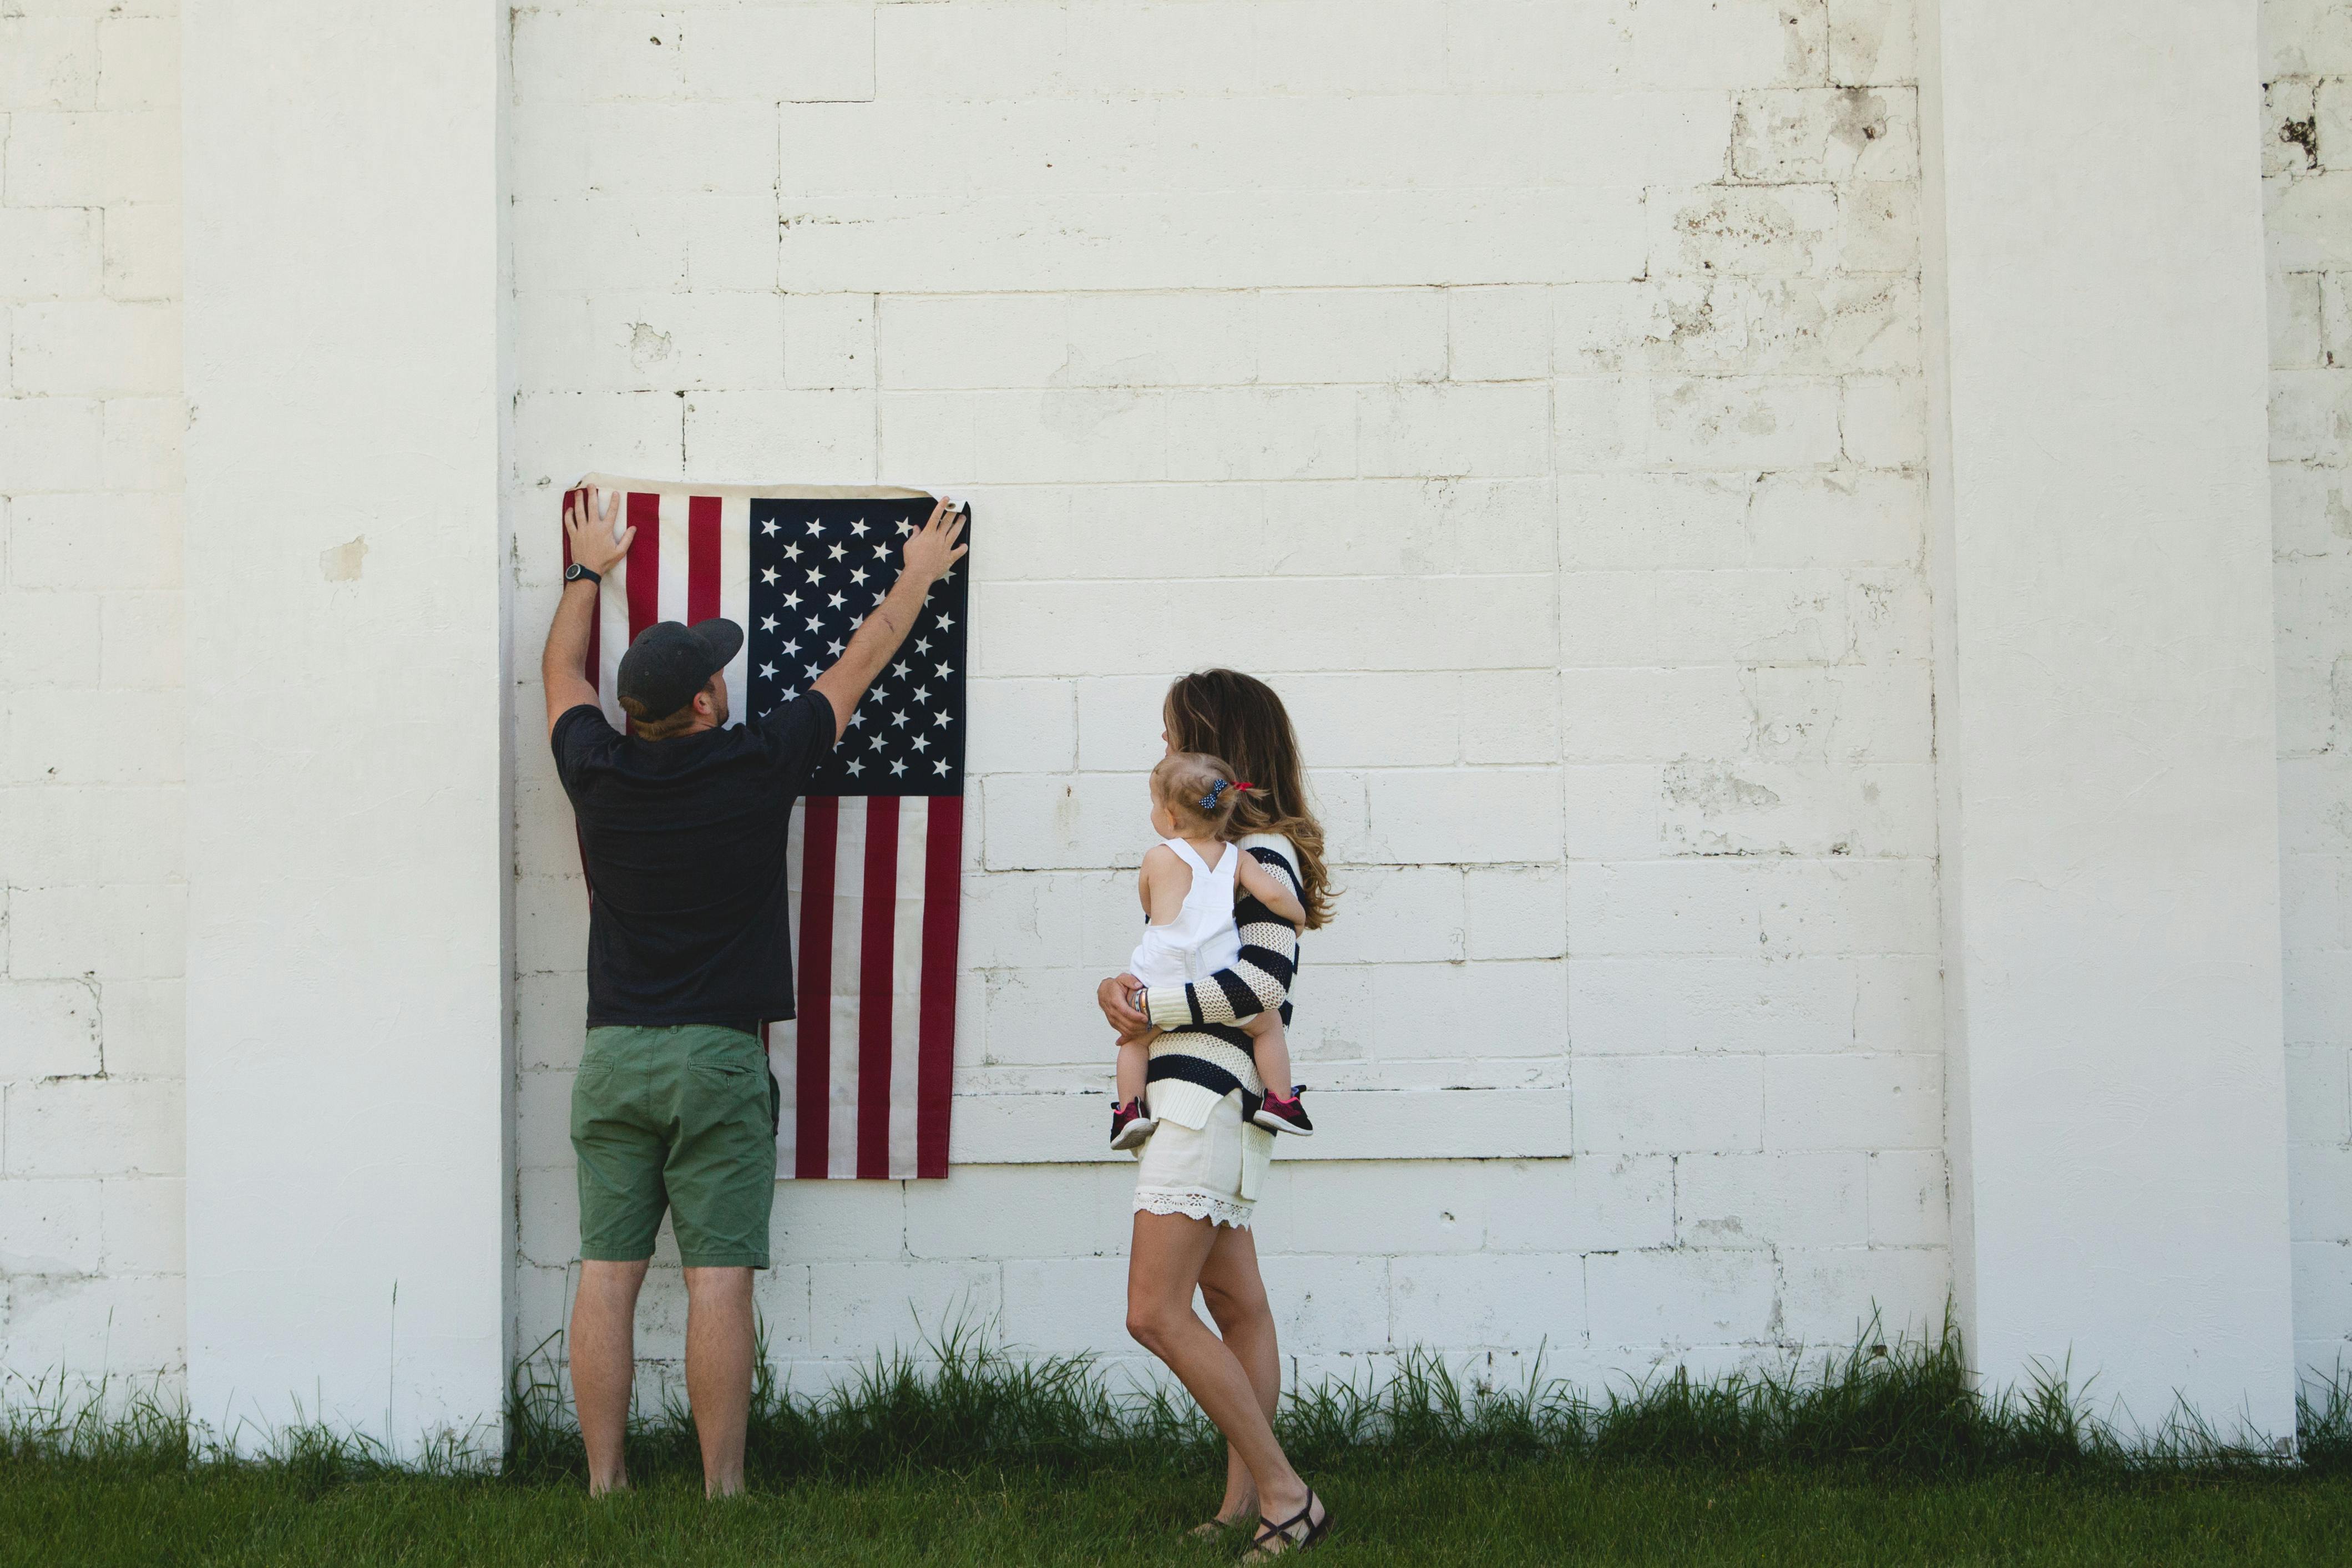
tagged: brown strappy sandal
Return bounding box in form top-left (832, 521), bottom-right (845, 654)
top-left (1243, 1491), bottom-right (1329, 1558)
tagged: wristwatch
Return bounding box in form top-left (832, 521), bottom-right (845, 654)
top-left (564, 563), bottom-right (601, 587)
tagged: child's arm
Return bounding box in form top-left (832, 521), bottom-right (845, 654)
top-left (1138, 844), bottom-right (1303, 1034)
top-left (1236, 852), bottom-right (1305, 928)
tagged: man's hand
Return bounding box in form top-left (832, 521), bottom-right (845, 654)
top-left (565, 486), bottom-right (636, 576)
top-left (545, 485), bottom-right (632, 735)
top-left (810, 497), bottom-right (971, 742)
top-left (901, 498), bottom-right (969, 586)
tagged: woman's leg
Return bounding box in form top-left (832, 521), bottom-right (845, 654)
top-left (1126, 1210), bottom-right (1310, 1527)
top-left (1197, 1222), bottom-right (1282, 1524)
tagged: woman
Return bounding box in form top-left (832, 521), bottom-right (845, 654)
top-left (1096, 669), bottom-right (1337, 1556)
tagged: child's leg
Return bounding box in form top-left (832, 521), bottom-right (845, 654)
top-left (1242, 1013), bottom-right (1294, 1100)
top-left (1115, 1030), bottom-right (1156, 1108)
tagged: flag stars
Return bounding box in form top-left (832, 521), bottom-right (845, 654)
top-left (827, 542), bottom-right (846, 561)
top-left (937, 613), bottom-right (956, 631)
top-left (784, 543), bottom-right (802, 562)
top-left (827, 639), bottom-right (844, 656)
top-left (782, 639), bottom-right (800, 657)
top-left (759, 566), bottom-right (778, 585)
top-left (933, 758), bottom-right (951, 777)
top-left (846, 759), bottom-right (864, 777)
top-left (827, 591), bottom-right (846, 610)
top-left (849, 566), bottom-right (869, 586)
top-left (896, 518), bottom-right (914, 537)
top-left (757, 662), bottom-right (776, 680)
top-left (851, 518), bottom-right (869, 537)
top-left (805, 519), bottom-right (824, 537)
top-left (932, 709), bottom-right (953, 727)
top-left (891, 710), bottom-right (909, 728)
top-left (760, 518), bottom-right (778, 537)
top-left (804, 662), bottom-right (824, 680)
top-left (910, 734), bottom-right (930, 753)
top-left (891, 660), bottom-right (910, 679)
top-left (782, 591), bottom-right (801, 610)
top-left (889, 758), bottom-right (907, 777)
top-left (759, 615), bottom-right (778, 633)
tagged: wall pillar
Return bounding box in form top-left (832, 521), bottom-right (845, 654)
top-left (181, 1), bottom-right (509, 1454)
top-left (1922, 1), bottom-right (2297, 1439)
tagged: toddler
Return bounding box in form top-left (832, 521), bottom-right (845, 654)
top-left (1109, 752), bottom-right (1314, 1150)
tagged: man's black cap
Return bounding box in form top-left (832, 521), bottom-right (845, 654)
top-left (618, 618), bottom-right (744, 723)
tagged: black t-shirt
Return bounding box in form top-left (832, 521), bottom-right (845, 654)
top-left (550, 692), bottom-right (835, 1028)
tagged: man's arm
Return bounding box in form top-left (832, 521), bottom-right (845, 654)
top-left (809, 498), bottom-right (969, 743)
top-left (544, 486), bottom-right (636, 737)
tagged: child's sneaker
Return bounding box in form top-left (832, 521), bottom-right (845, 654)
top-left (1252, 1088), bottom-right (1314, 1136)
top-left (1110, 1097), bottom-right (1157, 1151)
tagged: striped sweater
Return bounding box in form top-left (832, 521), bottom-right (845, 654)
top-left (1137, 832), bottom-right (1302, 1132)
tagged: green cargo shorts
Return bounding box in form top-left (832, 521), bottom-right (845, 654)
top-left (570, 1024), bottom-right (779, 1269)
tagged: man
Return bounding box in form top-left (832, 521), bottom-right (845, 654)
top-left (542, 485), bottom-right (967, 1496)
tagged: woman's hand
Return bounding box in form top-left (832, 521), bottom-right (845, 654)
top-left (1097, 973), bottom-right (1147, 1036)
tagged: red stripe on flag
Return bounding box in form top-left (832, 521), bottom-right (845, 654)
top-left (795, 795), bottom-right (838, 1181)
top-left (916, 796), bottom-right (963, 1179)
top-left (624, 492), bottom-right (661, 640)
top-left (856, 796), bottom-right (899, 1179)
top-left (687, 494), bottom-right (721, 625)
top-left (623, 492), bottom-right (661, 736)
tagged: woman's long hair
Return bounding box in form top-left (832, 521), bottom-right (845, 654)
top-left (1162, 669), bottom-right (1337, 930)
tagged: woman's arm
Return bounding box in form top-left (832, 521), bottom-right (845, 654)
top-left (1140, 845), bottom-right (1302, 1032)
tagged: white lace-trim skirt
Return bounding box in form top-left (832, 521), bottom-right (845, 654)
top-left (1132, 1089), bottom-right (1272, 1231)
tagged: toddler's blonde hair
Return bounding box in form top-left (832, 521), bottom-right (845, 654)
top-left (1152, 752), bottom-right (1250, 835)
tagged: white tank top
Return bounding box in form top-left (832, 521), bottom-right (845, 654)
top-left (1127, 838), bottom-right (1245, 989)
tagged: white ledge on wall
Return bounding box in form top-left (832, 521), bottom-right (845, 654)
top-left (948, 1088), bottom-right (1572, 1164)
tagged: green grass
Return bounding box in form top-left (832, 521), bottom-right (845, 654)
top-left (5, 1318), bottom-right (2349, 1566)
top-left (7, 1448), bottom-right (2350, 1566)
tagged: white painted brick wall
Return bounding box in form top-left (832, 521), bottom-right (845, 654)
top-left (505, 0), bottom-right (1951, 1397)
top-left (2265, 0), bottom-right (2352, 1385)
top-left (0, 0), bottom-right (2303, 1419)
top-left (0, 0), bottom-right (186, 1393)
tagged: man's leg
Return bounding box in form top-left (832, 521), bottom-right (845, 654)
top-left (570, 1258), bottom-right (649, 1495)
top-left (683, 1265), bottom-right (757, 1497)
top-left (664, 1025), bottom-right (778, 1500)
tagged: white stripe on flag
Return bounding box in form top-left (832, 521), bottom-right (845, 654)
top-left (656, 489), bottom-right (689, 630)
top-left (889, 796), bottom-right (929, 1177)
top-left (827, 796), bottom-right (867, 1180)
top-left (719, 493), bottom-right (751, 725)
top-left (597, 570), bottom-right (628, 729)
top-left (772, 805), bottom-right (807, 1177)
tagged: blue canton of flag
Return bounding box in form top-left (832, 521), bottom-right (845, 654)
top-left (748, 499), bottom-right (968, 796)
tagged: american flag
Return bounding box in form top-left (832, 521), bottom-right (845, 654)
top-left (564, 474), bottom-right (967, 1180)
